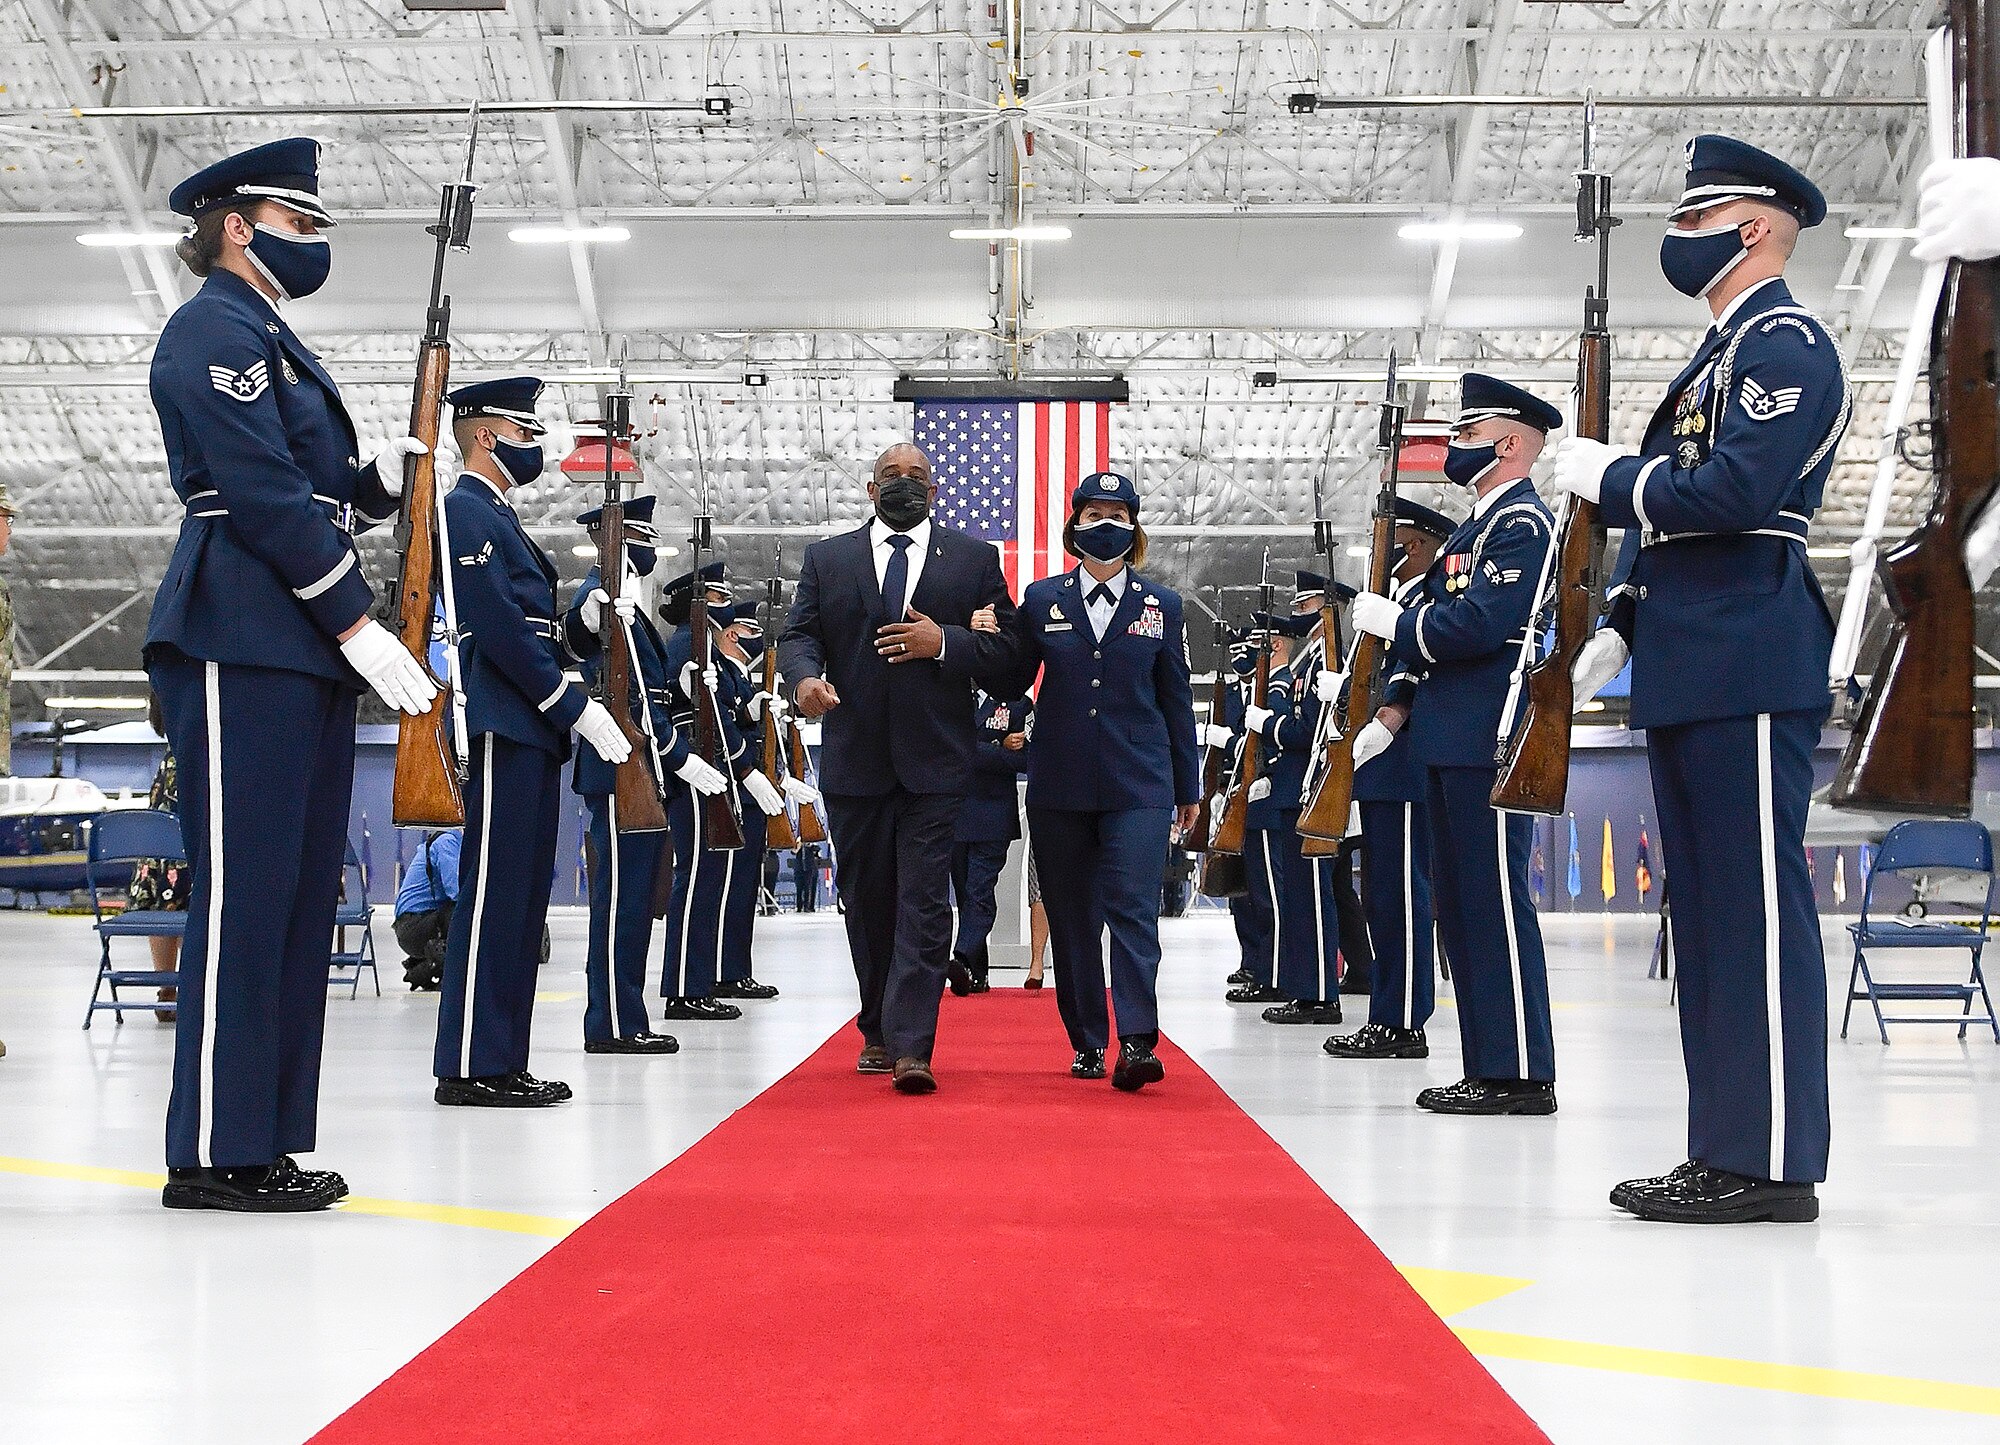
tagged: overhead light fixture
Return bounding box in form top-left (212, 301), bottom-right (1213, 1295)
top-left (509, 225), bottom-right (632, 245)
top-left (743, 371), bottom-right (769, 388)
top-left (949, 225), bottom-right (1073, 242)
top-left (45, 696), bottom-right (149, 710)
top-left (1345, 545), bottom-right (1371, 558)
top-left (1578, 699), bottom-right (1608, 714)
top-left (77, 231), bottom-right (182, 248)
top-left (1251, 370), bottom-right (1278, 389)
top-left (1843, 225), bottom-right (1918, 240)
top-left (571, 543), bottom-right (598, 558)
top-left (1398, 220), bottom-right (1524, 242)
top-left (704, 90), bottom-right (734, 118)
top-left (1288, 91), bottom-right (1320, 115)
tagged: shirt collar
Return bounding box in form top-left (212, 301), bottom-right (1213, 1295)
top-left (1080, 564), bottom-right (1128, 598)
top-left (1470, 476), bottom-right (1530, 520)
top-left (1712, 274), bottom-right (1783, 333)
top-left (870, 516), bottom-right (930, 553)
top-left (464, 471), bottom-right (512, 509)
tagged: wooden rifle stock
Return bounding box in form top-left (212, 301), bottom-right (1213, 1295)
top-left (787, 720), bottom-right (828, 844)
top-left (596, 500), bottom-right (668, 834)
top-left (761, 615), bottom-right (801, 852)
top-left (1299, 509), bottom-right (1393, 843)
top-left (1186, 623), bottom-right (1231, 854)
top-left (687, 537), bottom-right (746, 851)
top-left (389, 339), bottom-right (462, 828)
top-left (1833, 0), bottom-right (1996, 818)
top-left (1211, 606), bottom-right (1273, 856)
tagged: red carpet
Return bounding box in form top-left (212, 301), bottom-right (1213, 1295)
top-left (313, 995), bottom-right (1549, 1444)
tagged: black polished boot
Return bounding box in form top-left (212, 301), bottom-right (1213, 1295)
top-left (584, 1032), bottom-right (680, 1055)
top-left (1620, 1165), bottom-right (1819, 1224)
top-left (1415, 1078), bottom-right (1556, 1116)
top-left (1322, 1023), bottom-right (1429, 1059)
top-left (1262, 999), bottom-right (1342, 1025)
top-left (1071, 1049), bottom-right (1107, 1080)
top-left (271, 1154), bottom-right (348, 1200)
top-left (1224, 983), bottom-right (1287, 1004)
top-left (163, 1163), bottom-right (340, 1213)
top-left (434, 1073), bottom-right (569, 1108)
top-left (1111, 1037), bottom-right (1165, 1092)
top-left (715, 978), bottom-right (780, 1000)
top-left (946, 953), bottom-right (976, 997)
top-left (658, 996), bottom-right (743, 1021)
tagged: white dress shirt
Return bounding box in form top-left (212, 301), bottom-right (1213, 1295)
top-left (1081, 564), bottom-right (1128, 641)
top-left (870, 516), bottom-right (932, 612)
top-left (1711, 273), bottom-right (1782, 334)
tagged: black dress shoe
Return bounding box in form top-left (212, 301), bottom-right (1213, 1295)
top-left (1225, 983), bottom-right (1287, 1004)
top-left (1023, 974), bottom-right (1045, 991)
top-left (1071, 1049), bottom-right (1107, 1079)
top-left (1225, 968), bottom-right (1255, 987)
top-left (1621, 1165), bottom-right (1819, 1224)
top-left (946, 955), bottom-right (976, 997)
top-left (659, 996), bottom-right (744, 1021)
top-left (1262, 999), bottom-right (1342, 1025)
top-left (585, 1032), bottom-right (680, 1055)
top-left (967, 971), bottom-right (991, 995)
top-left (1610, 1159), bottom-right (1701, 1213)
top-left (514, 1070), bottom-right (573, 1101)
top-left (1323, 1023), bottom-right (1429, 1059)
top-left (1415, 1078), bottom-right (1557, 1116)
top-left (856, 1044), bottom-right (892, 1075)
top-left (715, 978), bottom-right (780, 1000)
top-left (434, 1073), bottom-right (568, 1108)
top-left (1111, 1039), bottom-right (1165, 1092)
top-left (892, 1057), bottom-right (937, 1094)
top-left (163, 1164), bottom-right (340, 1213)
top-left (271, 1154), bottom-right (348, 1200)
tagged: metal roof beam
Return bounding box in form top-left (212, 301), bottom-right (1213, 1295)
top-left (508, 0), bottom-right (607, 367)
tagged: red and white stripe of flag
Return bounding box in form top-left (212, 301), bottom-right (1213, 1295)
top-left (1003, 400), bottom-right (1112, 598)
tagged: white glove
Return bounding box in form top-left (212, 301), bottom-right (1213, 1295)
top-left (369, 436), bottom-right (428, 497)
top-left (579, 587), bottom-right (638, 633)
top-left (1350, 591), bottom-right (1403, 641)
top-left (1351, 718), bottom-right (1393, 770)
top-left (1570, 630), bottom-right (1631, 711)
top-left (748, 689), bottom-right (788, 722)
top-left (1199, 723), bottom-right (1234, 749)
top-left (679, 660), bottom-right (721, 696)
top-left (1968, 498), bottom-right (2000, 592)
top-left (675, 753), bottom-right (727, 796)
top-left (1243, 704), bottom-right (1275, 735)
top-left (339, 619), bottom-right (438, 715)
top-left (573, 699), bottom-right (633, 764)
top-left (1248, 778), bottom-right (1272, 802)
top-left (741, 770), bottom-right (786, 817)
top-left (781, 775), bottom-right (820, 805)
top-left (1549, 436), bottom-right (1630, 505)
top-left (1315, 668), bottom-right (1346, 704)
top-left (1912, 157), bottom-right (2000, 264)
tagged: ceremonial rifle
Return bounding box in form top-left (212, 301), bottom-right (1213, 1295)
top-left (1832, 5), bottom-right (1996, 817)
top-left (1210, 559), bottom-right (1275, 857)
top-left (1491, 98), bottom-right (1618, 815)
top-left (388, 104), bottom-right (479, 828)
top-left (1299, 356), bottom-right (1406, 848)
top-left (1186, 606), bottom-right (1231, 854)
top-left (591, 379), bottom-right (668, 833)
top-left (686, 515), bottom-right (746, 851)
top-left (760, 566), bottom-right (802, 852)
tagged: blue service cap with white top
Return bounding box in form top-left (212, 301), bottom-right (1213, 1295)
top-left (1455, 373), bottom-right (1563, 435)
top-left (575, 493), bottom-right (658, 542)
top-left (169, 138), bottom-right (337, 227)
top-left (1395, 498), bottom-right (1456, 540)
top-left (1671, 134), bottom-right (1826, 228)
top-left (447, 376), bottom-right (547, 436)
top-left (1070, 470), bottom-right (1139, 515)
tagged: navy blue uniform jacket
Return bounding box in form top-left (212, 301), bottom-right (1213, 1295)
top-left (1356, 575), bottom-right (1429, 804)
top-left (146, 269), bottom-right (396, 682)
top-left (958, 694), bottom-right (1032, 842)
top-left (776, 522), bottom-right (1023, 796)
top-left (564, 566), bottom-right (690, 798)
top-left (1015, 567), bottom-right (1200, 813)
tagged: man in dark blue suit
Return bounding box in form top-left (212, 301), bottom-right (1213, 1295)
top-left (1554, 137), bottom-right (1849, 1224)
top-left (948, 690), bottom-right (1032, 996)
top-left (777, 442), bottom-right (1024, 1093)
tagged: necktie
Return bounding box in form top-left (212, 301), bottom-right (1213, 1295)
top-left (881, 534), bottom-right (914, 622)
top-left (1088, 583), bottom-right (1114, 607)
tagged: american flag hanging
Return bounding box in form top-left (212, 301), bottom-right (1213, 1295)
top-left (915, 399), bottom-right (1115, 597)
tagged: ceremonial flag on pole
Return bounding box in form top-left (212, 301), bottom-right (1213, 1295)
top-left (1833, 850), bottom-right (1848, 906)
top-left (1635, 817), bottom-right (1652, 901)
top-left (1530, 823), bottom-right (1547, 905)
top-left (1566, 814), bottom-right (1582, 903)
top-left (1601, 817), bottom-right (1616, 903)
top-left (916, 399), bottom-right (1116, 595)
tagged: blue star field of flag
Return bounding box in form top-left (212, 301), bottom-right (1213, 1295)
top-left (915, 402), bottom-right (1019, 542)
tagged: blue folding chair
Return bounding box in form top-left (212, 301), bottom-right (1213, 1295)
top-left (330, 839), bottom-right (379, 998)
top-left (1844, 819), bottom-right (2000, 1045)
top-left (83, 809), bottom-right (189, 1029)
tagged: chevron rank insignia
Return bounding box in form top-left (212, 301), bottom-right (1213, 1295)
top-left (1481, 559), bottom-right (1523, 586)
top-left (1739, 377), bottom-right (1803, 422)
top-left (457, 540), bottom-right (494, 567)
top-left (208, 361), bottom-right (270, 402)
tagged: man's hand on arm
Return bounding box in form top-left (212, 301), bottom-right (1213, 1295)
top-left (876, 606), bottom-right (945, 663)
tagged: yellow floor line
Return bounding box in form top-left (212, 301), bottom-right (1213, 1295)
top-left (1454, 1328), bottom-right (2000, 1419)
top-left (1397, 1265), bottom-right (1533, 1317)
top-left (0, 1155), bottom-right (581, 1238)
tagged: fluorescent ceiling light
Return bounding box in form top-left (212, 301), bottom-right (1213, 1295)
top-left (1843, 226), bottom-right (1918, 240)
top-left (509, 225), bottom-right (632, 245)
top-left (77, 231), bottom-right (182, 248)
top-left (46, 696), bottom-right (149, 710)
top-left (1399, 220), bottom-right (1523, 242)
top-left (571, 543), bottom-right (597, 558)
top-left (1578, 699), bottom-right (1607, 714)
top-left (948, 226), bottom-right (1073, 242)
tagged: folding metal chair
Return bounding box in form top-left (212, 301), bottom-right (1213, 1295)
top-left (1844, 820), bottom-right (1999, 1045)
top-left (82, 809), bottom-right (189, 1029)
top-left (330, 839), bottom-right (380, 998)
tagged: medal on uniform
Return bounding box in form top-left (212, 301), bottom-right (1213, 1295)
top-left (1443, 552), bottom-right (1472, 594)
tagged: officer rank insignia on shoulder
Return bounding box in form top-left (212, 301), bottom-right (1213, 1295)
top-left (1740, 377), bottom-right (1804, 422)
top-left (1128, 604), bottom-right (1165, 640)
top-left (208, 361), bottom-right (270, 402)
top-left (458, 540), bottom-right (493, 567)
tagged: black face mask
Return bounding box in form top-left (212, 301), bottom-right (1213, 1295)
top-left (875, 476), bottom-right (931, 531)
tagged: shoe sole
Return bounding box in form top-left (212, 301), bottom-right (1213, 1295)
top-left (1629, 1196), bottom-right (1819, 1224)
top-left (1323, 1044), bottom-right (1429, 1059)
top-left (892, 1074), bottom-right (938, 1095)
top-left (162, 1184), bottom-right (337, 1213)
top-left (433, 1089), bottom-right (567, 1108)
top-left (1265, 1013), bottom-right (1343, 1026)
top-left (1417, 1097), bottom-right (1557, 1116)
top-left (583, 1042), bottom-right (680, 1055)
top-left (1071, 1068), bottom-right (1107, 1080)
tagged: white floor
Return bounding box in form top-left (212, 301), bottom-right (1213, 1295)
top-left (1, 906), bottom-right (1997, 1443)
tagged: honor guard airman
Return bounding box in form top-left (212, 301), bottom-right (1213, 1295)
top-left (948, 688), bottom-right (1033, 996)
top-left (715, 607), bottom-right (789, 1000)
top-left (147, 138), bottom-right (437, 1212)
top-left (431, 376), bottom-right (635, 1107)
top-left (1222, 617), bottom-right (1299, 1009)
top-left (1554, 137), bottom-right (1849, 1222)
top-left (1291, 570), bottom-right (1375, 1001)
top-left (1351, 374), bottom-right (1562, 1116)
top-left (1325, 499), bottom-right (1453, 1060)
top-left (1211, 626), bottom-right (1275, 994)
top-left (567, 496), bottom-right (728, 1056)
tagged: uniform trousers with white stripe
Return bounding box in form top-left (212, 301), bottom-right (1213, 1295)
top-left (1647, 708), bottom-right (1829, 1183)
top-left (433, 733), bottom-right (564, 1080)
top-left (1229, 886), bottom-right (1274, 980)
top-left (581, 792), bottom-right (668, 1044)
top-left (152, 649), bottom-right (357, 1169)
top-left (1425, 766), bottom-right (1555, 1083)
top-left (720, 783), bottom-right (766, 984)
top-left (1360, 799), bottom-right (1436, 1032)
top-left (662, 787), bottom-right (736, 999)
top-left (1244, 825), bottom-right (1286, 988)
top-left (1272, 810), bottom-right (1345, 1005)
